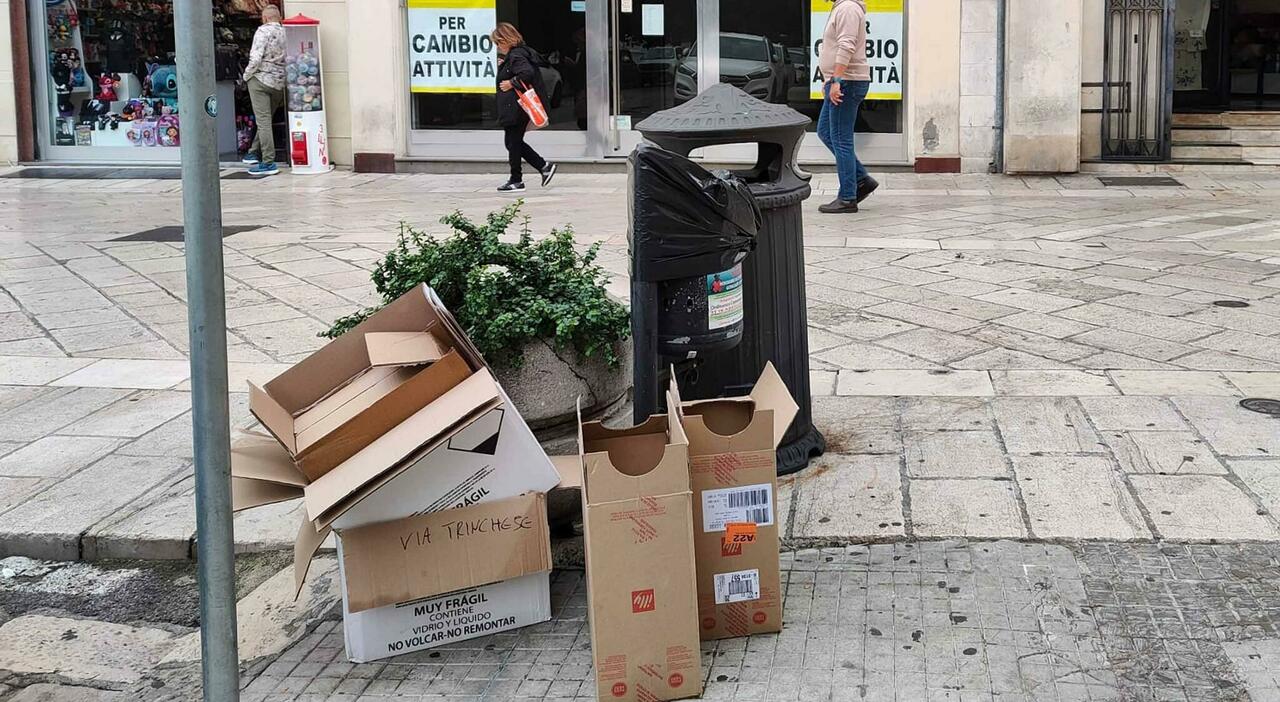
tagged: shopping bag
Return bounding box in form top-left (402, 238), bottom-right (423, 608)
top-left (515, 80), bottom-right (549, 130)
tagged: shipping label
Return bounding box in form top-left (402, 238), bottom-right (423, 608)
top-left (702, 483), bottom-right (774, 533)
top-left (713, 568), bottom-right (761, 605)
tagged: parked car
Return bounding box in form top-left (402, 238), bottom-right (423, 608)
top-left (674, 33), bottom-right (785, 103)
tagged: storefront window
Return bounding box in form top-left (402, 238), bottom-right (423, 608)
top-left (38, 0), bottom-right (276, 156)
top-left (719, 0), bottom-right (903, 134)
top-left (616, 0), bottom-right (697, 124)
top-left (409, 0), bottom-right (587, 131)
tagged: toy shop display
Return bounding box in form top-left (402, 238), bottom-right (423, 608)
top-left (40, 0), bottom-right (282, 153)
top-left (282, 14), bottom-right (333, 174)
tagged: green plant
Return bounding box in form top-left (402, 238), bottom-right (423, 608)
top-left (323, 201), bottom-right (630, 368)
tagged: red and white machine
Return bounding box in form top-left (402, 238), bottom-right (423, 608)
top-left (282, 14), bottom-right (333, 174)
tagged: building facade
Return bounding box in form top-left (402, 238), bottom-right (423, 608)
top-left (2, 1), bottom-right (1271, 173)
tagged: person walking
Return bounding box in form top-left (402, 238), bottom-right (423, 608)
top-left (816, 0), bottom-right (879, 213)
top-left (242, 4), bottom-right (286, 177)
top-left (493, 23), bottom-right (557, 193)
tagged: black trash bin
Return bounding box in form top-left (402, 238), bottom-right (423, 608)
top-left (628, 143), bottom-right (761, 415)
top-left (635, 83), bottom-right (824, 475)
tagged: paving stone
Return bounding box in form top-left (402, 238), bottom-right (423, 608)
top-left (50, 359), bottom-right (190, 390)
top-left (82, 473), bottom-right (193, 560)
top-left (990, 370), bottom-right (1118, 396)
top-left (59, 391), bottom-right (191, 438)
top-left (909, 479), bottom-right (1026, 538)
top-left (898, 397), bottom-right (992, 430)
top-left (1129, 475), bottom-right (1280, 540)
top-left (1195, 330), bottom-right (1280, 366)
top-left (814, 341), bottom-right (942, 370)
top-left (874, 328), bottom-right (992, 365)
top-left (1222, 640), bottom-right (1280, 702)
top-left (0, 455), bottom-right (185, 559)
top-left (968, 325), bottom-right (1095, 363)
top-left (1069, 327), bottom-right (1196, 363)
top-left (837, 370), bottom-right (994, 397)
top-left (1012, 456), bottom-right (1149, 540)
top-left (0, 388), bottom-right (132, 443)
top-left (861, 301), bottom-right (983, 334)
top-left (1108, 370), bottom-right (1239, 396)
top-left (950, 348), bottom-right (1076, 370)
top-left (1055, 302), bottom-right (1218, 344)
top-left (904, 431), bottom-right (1008, 478)
top-left (0, 614), bottom-right (175, 684)
top-left (0, 436), bottom-right (125, 478)
top-left (1103, 431), bottom-right (1227, 475)
top-left (47, 320), bottom-right (159, 355)
top-left (163, 557), bottom-right (342, 664)
top-left (0, 476), bottom-right (50, 513)
top-left (993, 398), bottom-right (1102, 454)
top-left (992, 311), bottom-right (1095, 340)
top-left (1079, 397), bottom-right (1187, 430)
top-left (1231, 460), bottom-right (1280, 517)
top-left (1173, 396), bottom-right (1280, 457)
top-left (790, 454), bottom-right (904, 539)
top-left (0, 356), bottom-right (94, 385)
top-left (974, 288), bottom-right (1083, 313)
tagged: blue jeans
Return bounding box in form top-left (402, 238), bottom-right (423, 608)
top-left (817, 79), bottom-right (870, 202)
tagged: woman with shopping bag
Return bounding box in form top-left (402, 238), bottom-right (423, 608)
top-left (493, 23), bottom-right (557, 193)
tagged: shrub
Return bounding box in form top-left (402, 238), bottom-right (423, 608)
top-left (323, 202), bottom-right (630, 368)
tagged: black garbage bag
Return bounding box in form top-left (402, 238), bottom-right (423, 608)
top-left (628, 143), bottom-right (761, 282)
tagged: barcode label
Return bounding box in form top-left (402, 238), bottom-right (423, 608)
top-left (714, 569), bottom-right (761, 604)
top-left (703, 483), bottom-right (775, 532)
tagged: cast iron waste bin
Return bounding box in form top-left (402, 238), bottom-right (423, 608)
top-left (628, 142), bottom-right (761, 416)
top-left (632, 83), bottom-right (825, 475)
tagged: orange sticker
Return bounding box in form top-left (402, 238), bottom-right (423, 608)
top-left (725, 522), bottom-right (758, 544)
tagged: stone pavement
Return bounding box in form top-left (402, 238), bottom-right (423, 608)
top-left (5, 168), bottom-right (1280, 700)
top-left (3, 169), bottom-right (1280, 557)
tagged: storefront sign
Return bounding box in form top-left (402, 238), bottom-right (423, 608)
top-left (407, 0), bottom-right (497, 94)
top-left (810, 0), bottom-right (903, 101)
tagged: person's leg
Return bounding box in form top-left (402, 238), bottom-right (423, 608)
top-left (247, 78), bottom-right (275, 165)
top-left (521, 135), bottom-right (547, 173)
top-left (504, 126), bottom-right (524, 182)
top-left (268, 85), bottom-right (286, 164)
top-left (816, 83), bottom-right (833, 153)
top-left (829, 80), bottom-right (859, 202)
top-left (846, 80), bottom-right (871, 184)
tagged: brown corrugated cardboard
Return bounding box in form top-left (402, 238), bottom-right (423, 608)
top-left (250, 346), bottom-right (470, 481)
top-left (670, 362), bottom-right (798, 640)
top-left (364, 332), bottom-right (447, 368)
top-left (339, 492), bottom-right (551, 613)
top-left (579, 403), bottom-right (703, 702)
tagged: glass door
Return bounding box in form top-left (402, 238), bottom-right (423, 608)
top-left (406, 0), bottom-right (597, 160)
top-left (604, 0), bottom-right (704, 156)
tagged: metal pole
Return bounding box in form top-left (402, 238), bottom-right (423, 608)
top-left (990, 0), bottom-right (1006, 174)
top-left (174, 0), bottom-right (239, 699)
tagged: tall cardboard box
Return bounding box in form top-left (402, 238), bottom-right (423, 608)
top-left (670, 363), bottom-right (798, 640)
top-left (579, 407), bottom-right (703, 702)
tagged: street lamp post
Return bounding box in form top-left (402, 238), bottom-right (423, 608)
top-left (173, 0), bottom-right (239, 699)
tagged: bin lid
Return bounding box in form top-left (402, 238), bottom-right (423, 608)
top-left (283, 13), bottom-right (320, 25)
top-left (635, 83), bottom-right (809, 138)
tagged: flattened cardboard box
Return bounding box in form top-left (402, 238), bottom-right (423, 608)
top-left (670, 363), bottom-right (798, 640)
top-left (337, 493), bottom-right (553, 663)
top-left (579, 402), bottom-right (703, 702)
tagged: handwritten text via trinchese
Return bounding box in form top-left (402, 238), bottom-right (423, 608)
top-left (398, 514), bottom-right (535, 550)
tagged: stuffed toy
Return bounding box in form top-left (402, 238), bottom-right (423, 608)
top-left (146, 64), bottom-right (179, 108)
top-left (97, 73), bottom-right (119, 101)
top-left (51, 63), bottom-right (74, 116)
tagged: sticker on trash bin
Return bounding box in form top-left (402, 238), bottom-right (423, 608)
top-left (706, 265), bottom-right (743, 331)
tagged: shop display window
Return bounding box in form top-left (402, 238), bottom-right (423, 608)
top-left (38, 0), bottom-right (281, 154)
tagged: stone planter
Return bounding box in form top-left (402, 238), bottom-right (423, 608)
top-left (494, 338), bottom-right (631, 529)
top-left (493, 338), bottom-right (632, 435)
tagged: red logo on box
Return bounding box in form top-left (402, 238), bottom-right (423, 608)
top-left (753, 611), bottom-right (767, 624)
top-left (611, 682), bottom-right (628, 697)
top-left (631, 589), bottom-right (655, 613)
top-left (668, 672), bottom-right (685, 688)
top-left (702, 616), bottom-right (716, 630)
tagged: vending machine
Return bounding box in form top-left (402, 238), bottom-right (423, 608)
top-left (282, 14), bottom-right (333, 174)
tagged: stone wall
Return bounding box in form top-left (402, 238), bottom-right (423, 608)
top-left (959, 0), bottom-right (998, 173)
top-left (1, 0), bottom-right (19, 164)
top-left (1004, 0), bottom-right (1083, 173)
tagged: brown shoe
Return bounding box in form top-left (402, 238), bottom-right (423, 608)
top-left (818, 198), bottom-right (858, 214)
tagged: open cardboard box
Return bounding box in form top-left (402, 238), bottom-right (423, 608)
top-left (578, 395), bottom-right (703, 702)
top-left (668, 362), bottom-right (798, 640)
top-left (231, 284), bottom-right (561, 600)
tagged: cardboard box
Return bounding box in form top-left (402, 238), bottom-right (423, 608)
top-left (579, 406), bottom-right (703, 702)
top-left (341, 572), bottom-right (551, 663)
top-left (337, 493), bottom-right (554, 662)
top-left (670, 362), bottom-right (798, 640)
top-left (231, 283), bottom-right (560, 600)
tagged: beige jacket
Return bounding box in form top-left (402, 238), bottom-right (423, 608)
top-left (818, 0), bottom-right (870, 82)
